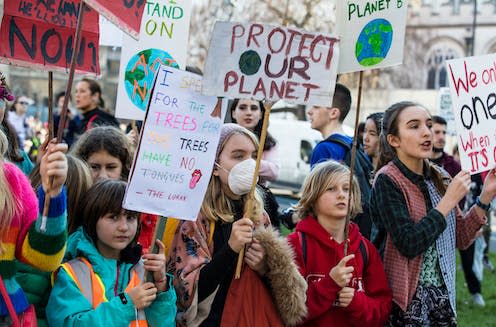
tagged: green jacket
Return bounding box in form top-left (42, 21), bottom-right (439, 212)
top-left (15, 262), bottom-right (50, 327)
top-left (46, 228), bottom-right (176, 326)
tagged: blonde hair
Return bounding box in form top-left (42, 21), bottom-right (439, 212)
top-left (296, 160), bottom-right (362, 220)
top-left (0, 129), bottom-right (18, 252)
top-left (201, 129), bottom-right (263, 223)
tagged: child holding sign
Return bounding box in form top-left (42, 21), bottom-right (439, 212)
top-left (287, 160), bottom-right (392, 327)
top-left (47, 179), bottom-right (176, 326)
top-left (370, 101), bottom-right (496, 325)
top-left (169, 123), bottom-right (306, 326)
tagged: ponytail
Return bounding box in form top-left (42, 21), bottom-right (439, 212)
top-left (427, 160), bottom-right (448, 196)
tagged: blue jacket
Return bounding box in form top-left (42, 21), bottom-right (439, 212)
top-left (46, 228), bottom-right (176, 326)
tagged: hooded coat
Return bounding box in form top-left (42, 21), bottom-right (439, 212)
top-left (46, 227), bottom-right (176, 327)
top-left (287, 218), bottom-right (392, 327)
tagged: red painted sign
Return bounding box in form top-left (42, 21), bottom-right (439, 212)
top-left (0, 0), bottom-right (100, 74)
top-left (84, 0), bottom-right (146, 39)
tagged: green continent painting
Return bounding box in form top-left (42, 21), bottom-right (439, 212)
top-left (355, 18), bottom-right (393, 67)
top-left (125, 48), bottom-right (179, 111)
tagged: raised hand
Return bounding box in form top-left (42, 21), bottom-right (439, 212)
top-left (437, 170), bottom-right (471, 216)
top-left (329, 254), bottom-right (355, 288)
top-left (40, 140), bottom-right (68, 197)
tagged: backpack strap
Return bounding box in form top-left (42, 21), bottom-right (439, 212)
top-left (359, 239), bottom-right (369, 271)
top-left (298, 231), bottom-right (307, 266)
top-left (324, 134), bottom-right (352, 151)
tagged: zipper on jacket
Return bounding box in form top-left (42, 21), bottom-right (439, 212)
top-left (114, 262), bottom-right (120, 296)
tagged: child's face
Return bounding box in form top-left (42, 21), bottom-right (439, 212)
top-left (214, 133), bottom-right (256, 190)
top-left (314, 174), bottom-right (350, 220)
top-left (88, 150), bottom-right (123, 181)
top-left (96, 210), bottom-right (138, 259)
top-left (388, 106), bottom-right (433, 163)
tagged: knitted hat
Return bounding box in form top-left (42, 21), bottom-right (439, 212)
top-left (216, 123), bottom-right (251, 160)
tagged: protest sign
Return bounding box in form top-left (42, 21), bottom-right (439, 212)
top-left (202, 21), bottom-right (340, 106)
top-left (335, 0), bottom-right (408, 74)
top-left (123, 65), bottom-right (227, 220)
top-left (115, 0), bottom-right (192, 120)
top-left (446, 54), bottom-right (496, 174)
top-left (438, 87), bottom-right (456, 136)
top-left (0, 0), bottom-right (100, 74)
top-left (84, 0), bottom-right (146, 39)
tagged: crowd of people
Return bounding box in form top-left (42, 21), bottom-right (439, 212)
top-left (1, 70), bottom-right (496, 327)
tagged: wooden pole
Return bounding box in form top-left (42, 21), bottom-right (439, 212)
top-left (48, 71), bottom-right (54, 140)
top-left (343, 71), bottom-right (364, 255)
top-left (234, 102), bottom-right (272, 279)
top-left (233, 0), bottom-right (291, 280)
top-left (40, 1), bottom-right (86, 232)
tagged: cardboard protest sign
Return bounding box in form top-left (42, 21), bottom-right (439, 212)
top-left (202, 21), bottom-right (340, 107)
top-left (123, 65), bottom-right (227, 220)
top-left (84, 0), bottom-right (146, 39)
top-left (335, 0), bottom-right (408, 74)
top-left (115, 0), bottom-right (192, 120)
top-left (0, 0), bottom-right (100, 74)
top-left (446, 54), bottom-right (496, 174)
top-left (438, 87), bottom-right (456, 136)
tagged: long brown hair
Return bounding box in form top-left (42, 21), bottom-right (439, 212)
top-left (377, 101), bottom-right (447, 195)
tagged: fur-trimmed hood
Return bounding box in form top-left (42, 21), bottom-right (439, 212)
top-left (255, 227), bottom-right (308, 326)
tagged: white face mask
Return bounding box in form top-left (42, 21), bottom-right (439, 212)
top-left (215, 158), bottom-right (257, 195)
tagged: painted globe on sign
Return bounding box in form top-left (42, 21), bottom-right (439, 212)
top-left (238, 50), bottom-right (262, 76)
top-left (355, 18), bottom-right (393, 67)
top-left (124, 48), bottom-right (179, 111)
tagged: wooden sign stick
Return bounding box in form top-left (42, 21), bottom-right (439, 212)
top-left (41, 0), bottom-right (86, 232)
top-left (343, 70), bottom-right (364, 255)
top-left (48, 71), bottom-right (54, 140)
top-left (234, 102), bottom-right (273, 279)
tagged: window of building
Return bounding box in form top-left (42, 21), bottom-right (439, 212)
top-left (426, 47), bottom-right (458, 89)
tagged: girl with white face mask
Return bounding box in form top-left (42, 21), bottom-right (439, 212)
top-left (169, 124), bottom-right (307, 327)
top-left (230, 99), bottom-right (280, 186)
top-left (230, 99), bottom-right (282, 228)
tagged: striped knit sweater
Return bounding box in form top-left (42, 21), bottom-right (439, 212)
top-left (0, 162), bottom-right (67, 316)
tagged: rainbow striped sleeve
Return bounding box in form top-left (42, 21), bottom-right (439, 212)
top-left (17, 187), bottom-right (67, 272)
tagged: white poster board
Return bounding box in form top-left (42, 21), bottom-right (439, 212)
top-left (446, 54), bottom-right (496, 174)
top-left (202, 21), bottom-right (340, 106)
top-left (115, 0), bottom-right (192, 120)
top-left (123, 66), bottom-right (227, 220)
top-left (438, 87), bottom-right (456, 136)
top-left (335, 0), bottom-right (408, 74)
